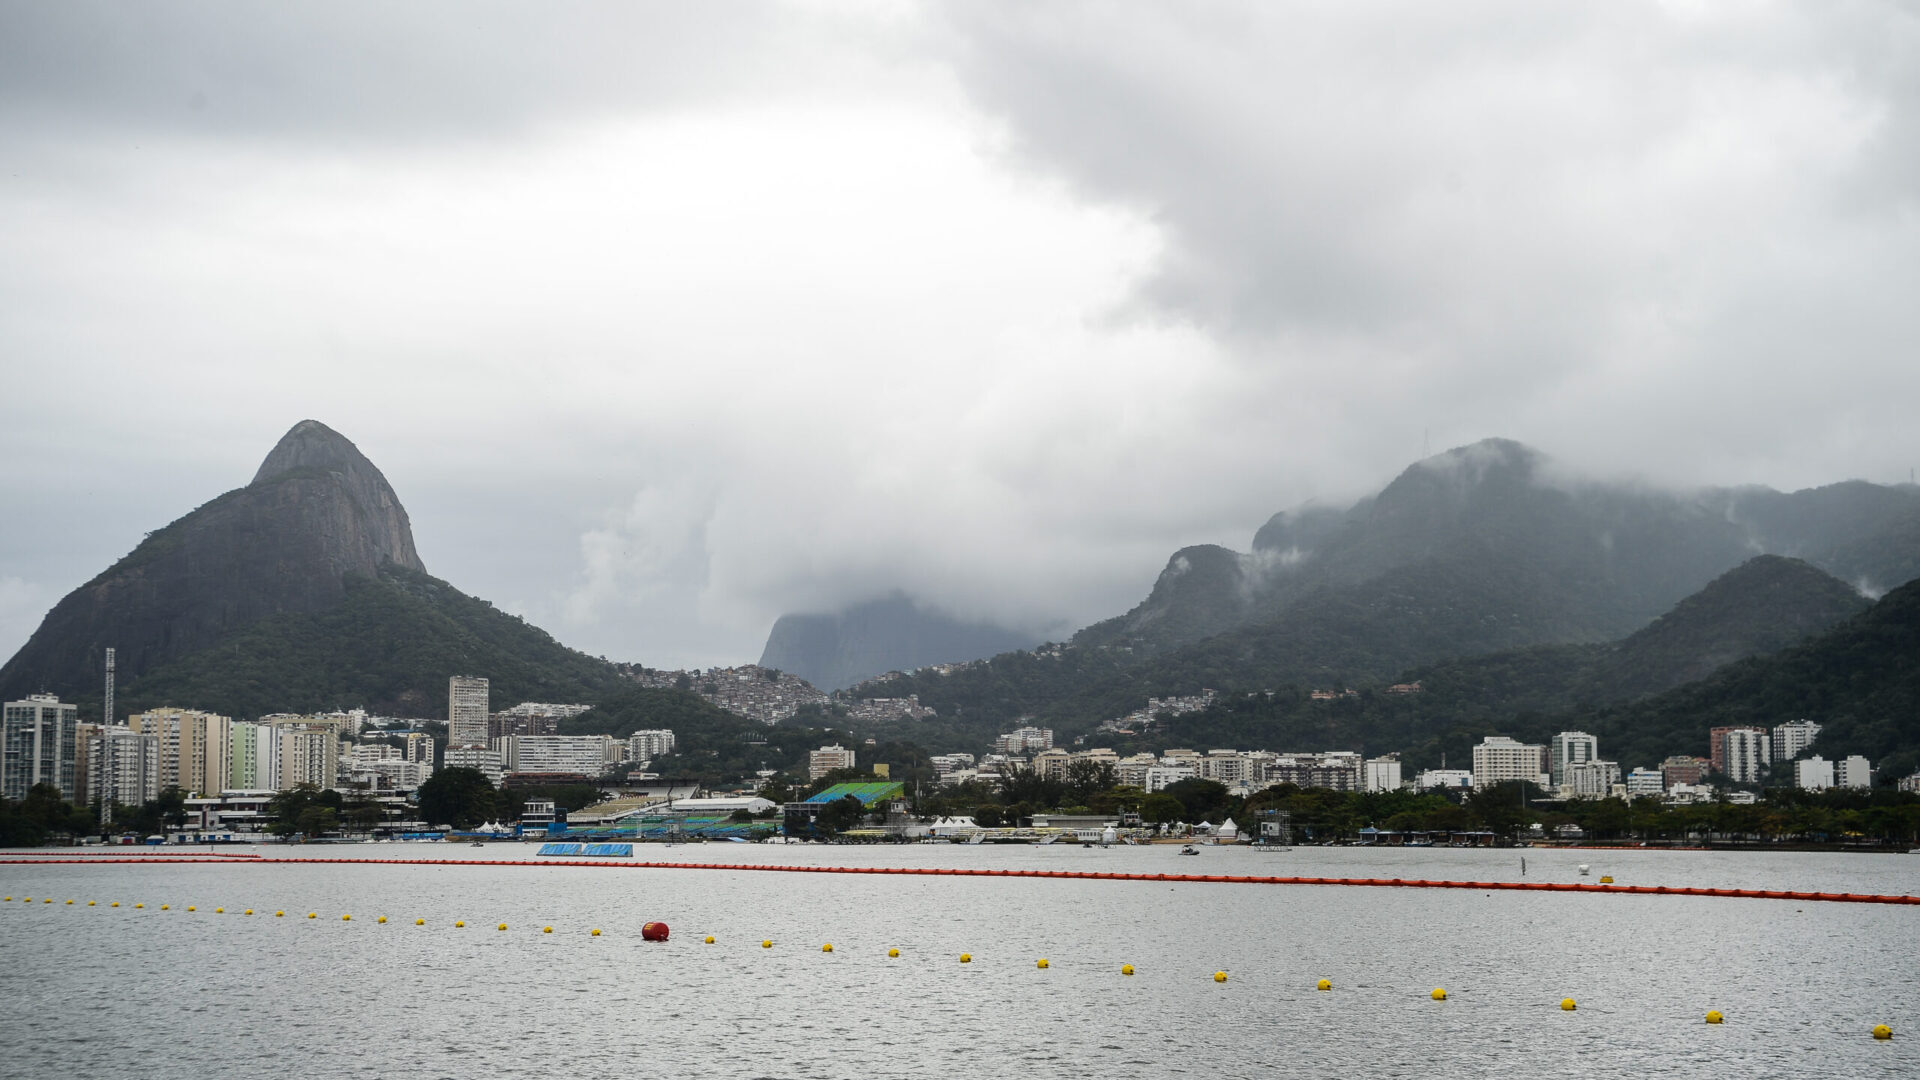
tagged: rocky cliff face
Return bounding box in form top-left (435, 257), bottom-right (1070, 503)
top-left (0, 420), bottom-right (427, 703)
top-left (759, 593), bottom-right (1038, 691)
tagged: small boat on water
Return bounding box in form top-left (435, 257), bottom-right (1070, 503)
top-left (1178, 845), bottom-right (1200, 856)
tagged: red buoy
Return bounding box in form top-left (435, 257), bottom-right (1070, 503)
top-left (641, 921), bottom-right (670, 941)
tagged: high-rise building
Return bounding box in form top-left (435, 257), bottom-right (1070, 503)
top-left (128, 707), bottom-right (232, 797)
top-left (276, 727), bottom-right (339, 790)
top-left (1550, 731), bottom-right (1600, 789)
top-left (1363, 755), bottom-right (1403, 793)
top-left (809, 744), bottom-right (856, 781)
top-left (449, 676), bottom-right (490, 747)
top-left (72, 722), bottom-right (101, 807)
top-left (627, 729), bottom-right (676, 762)
top-left (1836, 755), bottom-right (1872, 790)
top-left (1564, 760), bottom-right (1621, 798)
top-left (1716, 728), bottom-right (1770, 784)
top-left (1471, 736), bottom-right (1548, 789)
top-left (1795, 756), bottom-right (1834, 790)
top-left (404, 732), bottom-right (435, 766)
top-left (89, 726), bottom-right (161, 808)
top-left (3, 695), bottom-right (80, 801)
top-left (229, 722), bottom-right (274, 790)
top-left (1772, 719), bottom-right (1821, 763)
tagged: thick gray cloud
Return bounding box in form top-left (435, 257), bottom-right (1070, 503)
top-left (3, 2), bottom-right (1917, 674)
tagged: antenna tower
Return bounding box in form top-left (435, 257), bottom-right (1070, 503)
top-left (99, 648), bottom-right (116, 828)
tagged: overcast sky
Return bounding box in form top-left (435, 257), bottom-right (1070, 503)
top-left (4, 1), bottom-right (1919, 670)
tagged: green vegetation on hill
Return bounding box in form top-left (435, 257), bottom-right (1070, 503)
top-left (562, 688), bottom-right (840, 786)
top-left (115, 565), bottom-right (630, 718)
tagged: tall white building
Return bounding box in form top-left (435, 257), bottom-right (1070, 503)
top-left (88, 725), bottom-right (160, 808)
top-left (628, 729), bottom-right (676, 762)
top-left (1471, 736), bottom-right (1548, 789)
top-left (1772, 719), bottom-right (1821, 763)
top-left (1795, 756), bottom-right (1834, 790)
top-left (1550, 731), bottom-right (1600, 789)
top-left (1835, 755), bottom-right (1872, 790)
top-left (448, 675), bottom-right (490, 747)
top-left (1363, 755), bottom-right (1403, 793)
top-left (3, 694), bottom-right (79, 801)
top-left (1721, 728), bottom-right (1771, 784)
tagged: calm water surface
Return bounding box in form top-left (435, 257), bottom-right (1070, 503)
top-left (3, 844), bottom-right (1916, 1079)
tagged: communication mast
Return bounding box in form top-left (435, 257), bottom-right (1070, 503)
top-left (99, 648), bottom-right (115, 828)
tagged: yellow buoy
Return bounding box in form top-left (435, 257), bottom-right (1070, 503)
top-left (1036, 958), bottom-right (1049, 969)
top-left (705, 936), bottom-right (715, 944)
top-left (888, 948), bottom-right (900, 958)
top-left (187, 906), bottom-right (196, 912)
top-left (274, 911), bottom-right (283, 917)
top-left (160, 904), bottom-right (169, 910)
top-left (214, 907), bottom-right (223, 913)
top-left (455, 920), bottom-right (466, 928)
top-left (87, 901), bottom-right (95, 906)
top-left (377, 916), bottom-right (387, 924)
top-left (1121, 964), bottom-right (1135, 976)
top-left (135, 903), bottom-right (144, 909)
top-left (65, 900), bottom-right (74, 905)
top-left (111, 902), bottom-right (119, 907)
top-left (342, 914), bottom-right (351, 921)
top-left (306, 912), bottom-right (316, 919)
top-left (591, 929), bottom-right (601, 936)
top-left (244, 910), bottom-right (252, 915)
top-left (1214, 971), bottom-right (1228, 983)
top-left (416, 919), bottom-right (425, 925)
top-left (43, 899), bottom-right (52, 904)
top-left (1432, 988), bottom-right (1448, 1000)
top-left (544, 926), bottom-right (554, 934)
top-left (821, 943), bottom-right (833, 952)
top-left (1599, 876), bottom-right (1614, 884)
top-left (1706, 1010), bottom-right (1724, 1024)
top-left (762, 940), bottom-right (773, 948)
top-left (1561, 998), bottom-right (1577, 1011)
top-left (3, 897), bottom-right (10, 901)
top-left (1317, 979), bottom-right (1331, 991)
top-left (1872, 1024), bottom-right (1892, 1040)
top-left (960, 953), bottom-right (972, 963)
top-left (498, 923), bottom-right (508, 931)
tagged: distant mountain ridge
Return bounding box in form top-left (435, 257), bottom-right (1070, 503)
top-left (759, 594), bottom-right (1038, 691)
top-left (0, 420), bottom-right (630, 718)
top-left (854, 439), bottom-right (1920, 733)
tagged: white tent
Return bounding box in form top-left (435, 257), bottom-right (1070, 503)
top-left (1216, 817), bottom-right (1240, 841)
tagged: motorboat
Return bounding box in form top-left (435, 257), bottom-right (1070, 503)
top-left (1178, 845), bottom-right (1200, 855)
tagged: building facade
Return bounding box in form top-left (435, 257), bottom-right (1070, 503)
top-left (87, 725), bottom-right (161, 808)
top-left (448, 675), bottom-right (491, 747)
top-left (1772, 719), bottom-right (1821, 763)
top-left (1563, 760), bottom-right (1622, 799)
top-left (127, 707), bottom-right (232, 798)
top-left (4, 695), bottom-right (80, 801)
top-left (1363, 755), bottom-right (1403, 793)
top-left (1835, 755), bottom-right (1872, 790)
top-left (1550, 731), bottom-right (1599, 790)
top-left (1471, 736), bottom-right (1548, 789)
top-left (277, 727), bottom-right (339, 790)
top-left (494, 735), bottom-right (619, 777)
top-left (444, 746), bottom-right (504, 784)
top-left (627, 729), bottom-right (676, 762)
top-left (808, 744), bottom-right (857, 782)
top-left (1795, 756), bottom-right (1834, 790)
top-left (1717, 727), bottom-right (1770, 784)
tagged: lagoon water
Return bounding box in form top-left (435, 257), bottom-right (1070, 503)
top-left (3, 844), bottom-right (1916, 1079)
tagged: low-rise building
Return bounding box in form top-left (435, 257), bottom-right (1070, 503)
top-left (1660, 755), bottom-right (1709, 789)
top-left (1413, 769), bottom-right (1473, 791)
top-left (1363, 755), bottom-right (1403, 793)
top-left (495, 735), bottom-right (620, 777)
top-left (1625, 768), bottom-right (1664, 797)
top-left (628, 729), bottom-right (676, 762)
top-left (444, 746), bottom-right (504, 785)
top-left (808, 744), bottom-right (857, 782)
top-left (1563, 760), bottom-right (1622, 799)
top-left (1471, 736), bottom-right (1548, 789)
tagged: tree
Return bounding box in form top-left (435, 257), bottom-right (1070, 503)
top-left (973, 804), bottom-right (1004, 828)
top-left (416, 767), bottom-right (499, 828)
top-left (1139, 793), bottom-right (1184, 826)
top-left (295, 806), bottom-right (338, 837)
top-left (1162, 779), bottom-right (1231, 823)
top-left (815, 794), bottom-right (867, 835)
